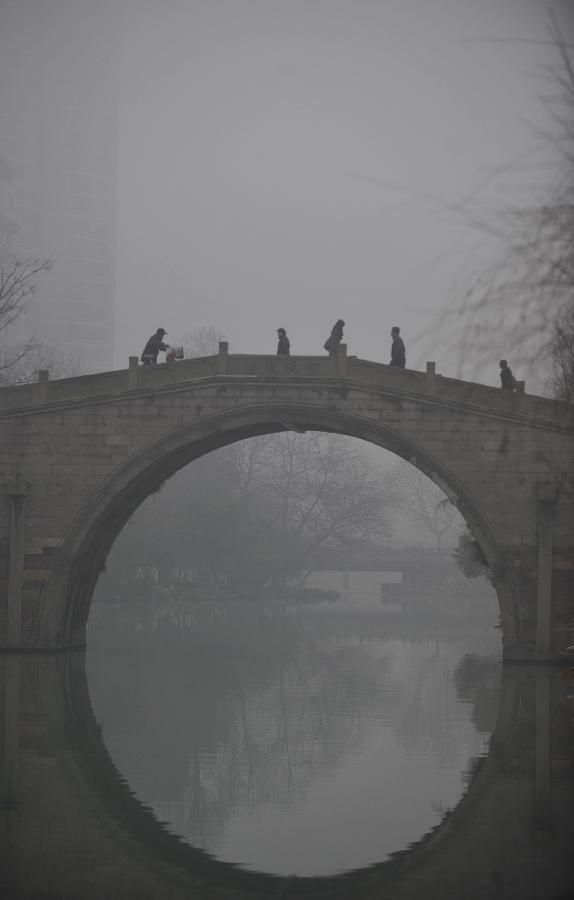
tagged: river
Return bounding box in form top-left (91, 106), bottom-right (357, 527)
top-left (86, 601), bottom-right (501, 876)
top-left (1, 598), bottom-right (573, 899)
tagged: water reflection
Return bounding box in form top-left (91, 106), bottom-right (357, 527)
top-left (87, 605), bottom-right (500, 875)
top-left (0, 603), bottom-right (573, 900)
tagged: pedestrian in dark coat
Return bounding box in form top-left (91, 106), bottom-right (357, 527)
top-left (277, 328), bottom-right (290, 356)
top-left (499, 359), bottom-right (516, 390)
top-left (390, 326), bottom-right (406, 367)
top-left (324, 319), bottom-right (345, 356)
top-left (141, 328), bottom-right (170, 365)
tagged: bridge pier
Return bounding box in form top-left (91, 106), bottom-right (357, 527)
top-left (503, 568), bottom-right (574, 665)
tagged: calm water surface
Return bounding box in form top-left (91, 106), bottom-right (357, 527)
top-left (86, 601), bottom-right (502, 877)
top-left (2, 599), bottom-right (574, 899)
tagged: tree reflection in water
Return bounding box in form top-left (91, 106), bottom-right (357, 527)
top-left (87, 604), bottom-right (502, 874)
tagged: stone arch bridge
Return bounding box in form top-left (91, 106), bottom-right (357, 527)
top-left (1, 346), bottom-right (573, 660)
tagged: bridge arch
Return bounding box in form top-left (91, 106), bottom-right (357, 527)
top-left (41, 403), bottom-right (514, 649)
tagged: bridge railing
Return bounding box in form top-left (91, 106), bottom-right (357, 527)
top-left (0, 347), bottom-right (572, 429)
top-left (135, 353), bottom-right (219, 387)
top-left (224, 353), bottom-right (336, 379)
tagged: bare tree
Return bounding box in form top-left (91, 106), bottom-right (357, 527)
top-left (392, 462), bottom-right (461, 551)
top-left (236, 432), bottom-right (396, 584)
top-left (0, 256), bottom-right (53, 378)
top-left (178, 325), bottom-right (228, 358)
top-left (101, 431), bottom-right (397, 590)
top-left (0, 340), bottom-right (85, 387)
top-left (438, 13), bottom-right (574, 386)
top-left (547, 302), bottom-right (574, 401)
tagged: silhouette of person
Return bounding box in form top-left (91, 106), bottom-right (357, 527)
top-left (141, 328), bottom-right (170, 365)
top-left (390, 326), bottom-right (406, 367)
top-left (277, 328), bottom-right (290, 356)
top-left (499, 359), bottom-right (516, 390)
top-left (324, 319), bottom-right (345, 356)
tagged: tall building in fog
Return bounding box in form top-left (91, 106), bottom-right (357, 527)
top-left (0, 0), bottom-right (118, 372)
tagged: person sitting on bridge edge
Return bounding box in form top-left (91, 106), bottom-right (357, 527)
top-left (277, 328), bottom-right (290, 356)
top-left (389, 326), bottom-right (406, 367)
top-left (141, 328), bottom-right (170, 365)
top-left (324, 319), bottom-right (345, 356)
top-left (499, 359), bottom-right (516, 390)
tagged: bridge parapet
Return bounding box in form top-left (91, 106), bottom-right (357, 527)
top-left (0, 355), bottom-right (572, 430)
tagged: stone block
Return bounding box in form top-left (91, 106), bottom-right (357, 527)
top-left (103, 434), bottom-right (132, 446)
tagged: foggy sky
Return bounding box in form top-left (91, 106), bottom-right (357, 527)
top-left (114, 0), bottom-right (571, 384)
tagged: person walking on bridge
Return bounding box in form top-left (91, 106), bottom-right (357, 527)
top-left (324, 319), bottom-right (345, 356)
top-left (277, 328), bottom-right (290, 356)
top-left (389, 326), bottom-right (406, 367)
top-left (499, 359), bottom-right (516, 390)
top-left (141, 328), bottom-right (170, 365)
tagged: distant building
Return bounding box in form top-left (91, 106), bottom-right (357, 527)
top-left (0, 0), bottom-right (119, 372)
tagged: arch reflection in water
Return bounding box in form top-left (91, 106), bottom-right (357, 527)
top-left (87, 606), bottom-right (501, 876)
top-left (0, 626), bottom-right (573, 898)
